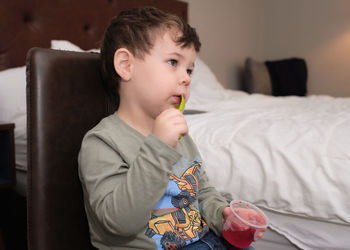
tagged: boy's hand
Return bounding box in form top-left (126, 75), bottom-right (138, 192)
top-left (152, 108), bottom-right (188, 148)
top-left (223, 206), bottom-right (266, 242)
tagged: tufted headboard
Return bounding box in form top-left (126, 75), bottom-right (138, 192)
top-left (0, 0), bottom-right (188, 71)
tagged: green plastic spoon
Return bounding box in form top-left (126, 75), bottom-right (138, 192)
top-left (178, 95), bottom-right (185, 112)
top-left (178, 96), bottom-right (185, 139)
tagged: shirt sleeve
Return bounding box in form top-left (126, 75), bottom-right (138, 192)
top-left (197, 165), bottom-right (229, 236)
top-left (78, 133), bottom-right (181, 237)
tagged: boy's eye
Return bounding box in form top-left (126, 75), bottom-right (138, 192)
top-left (168, 59), bottom-right (178, 67)
top-left (187, 69), bottom-right (193, 76)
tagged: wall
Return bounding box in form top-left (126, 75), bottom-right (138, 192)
top-left (263, 0), bottom-right (350, 97)
top-left (184, 0), bottom-right (350, 97)
top-left (183, 0), bottom-right (264, 89)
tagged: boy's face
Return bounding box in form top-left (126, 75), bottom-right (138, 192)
top-left (129, 30), bottom-right (197, 119)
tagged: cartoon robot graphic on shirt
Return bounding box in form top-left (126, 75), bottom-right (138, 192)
top-left (145, 160), bottom-right (209, 250)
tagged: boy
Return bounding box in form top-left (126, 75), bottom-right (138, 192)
top-left (79, 7), bottom-right (262, 249)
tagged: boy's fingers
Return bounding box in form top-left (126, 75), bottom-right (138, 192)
top-left (254, 231), bottom-right (264, 241)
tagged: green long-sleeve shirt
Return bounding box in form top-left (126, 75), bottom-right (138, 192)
top-left (78, 113), bottom-right (228, 249)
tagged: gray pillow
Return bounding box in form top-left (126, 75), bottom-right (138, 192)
top-left (244, 58), bottom-right (272, 95)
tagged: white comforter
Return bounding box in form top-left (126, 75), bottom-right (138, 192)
top-left (186, 90), bottom-right (350, 226)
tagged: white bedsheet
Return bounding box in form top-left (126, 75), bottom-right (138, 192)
top-left (263, 208), bottom-right (350, 250)
top-left (185, 90), bottom-right (350, 249)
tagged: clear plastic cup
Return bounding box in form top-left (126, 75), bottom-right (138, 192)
top-left (222, 200), bottom-right (268, 248)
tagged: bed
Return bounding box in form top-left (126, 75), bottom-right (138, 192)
top-left (185, 57), bottom-right (350, 249)
top-left (0, 0), bottom-right (349, 249)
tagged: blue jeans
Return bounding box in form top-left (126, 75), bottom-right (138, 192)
top-left (182, 231), bottom-right (255, 250)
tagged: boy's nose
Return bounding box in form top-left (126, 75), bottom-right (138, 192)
top-left (180, 72), bottom-right (191, 86)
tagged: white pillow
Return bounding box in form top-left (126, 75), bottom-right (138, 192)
top-left (51, 40), bottom-right (100, 53)
top-left (186, 57), bottom-right (226, 109)
top-left (0, 66), bottom-right (27, 171)
top-left (191, 57), bottom-right (224, 91)
top-left (0, 66), bottom-right (26, 123)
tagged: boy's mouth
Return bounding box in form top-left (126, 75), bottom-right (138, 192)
top-left (174, 95), bottom-right (182, 103)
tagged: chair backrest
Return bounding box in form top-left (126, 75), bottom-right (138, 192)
top-left (244, 58), bottom-right (272, 95)
top-left (26, 48), bottom-right (115, 250)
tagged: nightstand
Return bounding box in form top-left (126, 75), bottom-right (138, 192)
top-left (0, 123), bottom-right (16, 189)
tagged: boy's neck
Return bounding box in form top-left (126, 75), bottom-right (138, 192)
top-left (116, 105), bottom-right (154, 137)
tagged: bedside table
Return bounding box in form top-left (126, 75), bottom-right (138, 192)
top-left (0, 123), bottom-right (16, 189)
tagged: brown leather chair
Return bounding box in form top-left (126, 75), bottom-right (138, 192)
top-left (26, 48), bottom-right (115, 250)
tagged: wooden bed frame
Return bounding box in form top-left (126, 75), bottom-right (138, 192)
top-left (0, 0), bottom-right (187, 71)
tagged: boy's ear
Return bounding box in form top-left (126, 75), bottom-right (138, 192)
top-left (113, 48), bottom-right (134, 81)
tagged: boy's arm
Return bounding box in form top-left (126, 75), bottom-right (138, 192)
top-left (78, 133), bottom-right (181, 237)
top-left (197, 167), bottom-right (229, 236)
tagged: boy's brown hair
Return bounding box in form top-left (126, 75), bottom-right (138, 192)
top-left (100, 7), bottom-right (201, 107)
